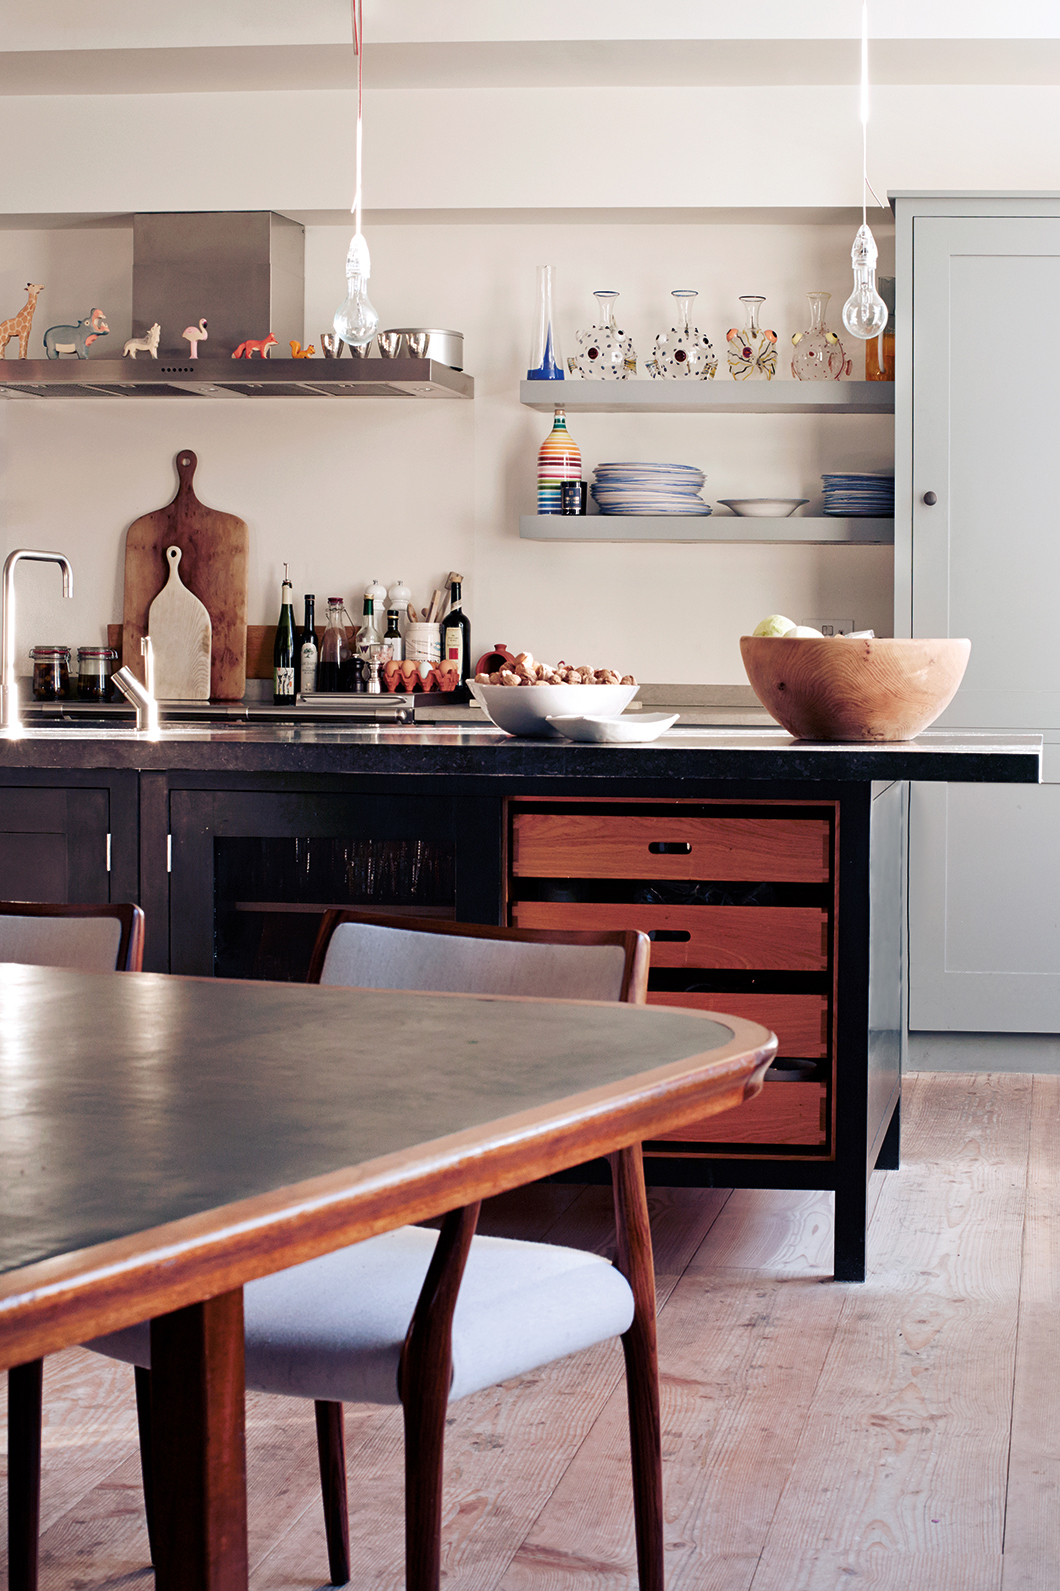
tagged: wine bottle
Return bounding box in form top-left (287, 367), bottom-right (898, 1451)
top-left (439, 575), bottom-right (472, 698)
top-left (383, 606), bottom-right (403, 661)
top-left (298, 594), bottom-right (318, 695)
top-left (273, 564), bottom-right (296, 706)
top-left (356, 594), bottom-right (385, 690)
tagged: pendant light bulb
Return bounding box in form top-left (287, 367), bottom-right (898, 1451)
top-left (334, 231), bottom-right (379, 348)
top-left (842, 223), bottom-right (889, 341)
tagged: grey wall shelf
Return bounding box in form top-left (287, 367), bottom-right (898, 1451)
top-left (520, 515), bottom-right (895, 544)
top-left (519, 379), bottom-right (894, 414)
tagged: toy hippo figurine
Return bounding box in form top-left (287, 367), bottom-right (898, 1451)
top-left (43, 309), bottom-right (109, 359)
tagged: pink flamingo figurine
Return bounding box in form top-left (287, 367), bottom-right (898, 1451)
top-left (182, 318), bottom-right (208, 358)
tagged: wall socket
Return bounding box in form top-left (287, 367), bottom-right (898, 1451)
top-left (801, 617), bottom-right (856, 636)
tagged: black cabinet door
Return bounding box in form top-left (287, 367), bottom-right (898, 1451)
top-left (0, 784), bottom-right (111, 903)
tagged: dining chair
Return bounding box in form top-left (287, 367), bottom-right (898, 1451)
top-left (4, 900), bottom-right (145, 1591)
top-left (87, 913), bottom-right (666, 1591)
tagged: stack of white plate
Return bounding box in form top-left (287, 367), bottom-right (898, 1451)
top-left (591, 461), bottom-right (711, 516)
top-left (821, 471), bottom-right (895, 516)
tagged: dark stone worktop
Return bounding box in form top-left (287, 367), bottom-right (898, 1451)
top-left (0, 722), bottom-right (1041, 785)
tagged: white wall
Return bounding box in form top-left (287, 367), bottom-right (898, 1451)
top-left (0, 217), bottom-right (893, 683)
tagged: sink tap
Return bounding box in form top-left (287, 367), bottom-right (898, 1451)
top-left (113, 637), bottom-right (160, 734)
top-left (2, 549), bottom-right (74, 732)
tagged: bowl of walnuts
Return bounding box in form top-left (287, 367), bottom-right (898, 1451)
top-left (471, 652), bottom-right (638, 737)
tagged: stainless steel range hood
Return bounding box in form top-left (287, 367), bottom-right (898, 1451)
top-left (0, 212), bottom-right (472, 400)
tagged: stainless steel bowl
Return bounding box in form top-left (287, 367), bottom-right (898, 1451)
top-left (384, 328), bottom-right (463, 370)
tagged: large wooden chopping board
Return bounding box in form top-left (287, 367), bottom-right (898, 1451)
top-left (122, 450), bottom-right (249, 701)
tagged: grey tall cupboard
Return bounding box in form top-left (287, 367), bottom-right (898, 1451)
top-left (895, 193), bottom-right (1060, 1031)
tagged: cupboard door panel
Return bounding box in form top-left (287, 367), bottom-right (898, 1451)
top-left (511, 813), bottom-right (830, 882)
top-left (650, 1081), bottom-right (827, 1147)
top-left (646, 991), bottom-right (827, 1058)
top-left (511, 900), bottom-right (828, 971)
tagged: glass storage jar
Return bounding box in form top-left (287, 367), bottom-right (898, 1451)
top-left (77, 646), bottom-right (118, 702)
top-left (30, 646), bottom-right (71, 700)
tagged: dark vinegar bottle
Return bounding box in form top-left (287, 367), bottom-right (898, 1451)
top-left (439, 574), bottom-right (472, 700)
top-left (273, 564), bottom-right (296, 706)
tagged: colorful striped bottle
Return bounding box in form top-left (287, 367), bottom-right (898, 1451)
top-left (537, 407), bottom-right (581, 515)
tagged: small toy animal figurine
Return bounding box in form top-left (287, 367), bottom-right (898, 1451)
top-left (43, 308), bottom-right (109, 359)
top-left (182, 318), bottom-right (208, 358)
top-left (0, 283), bottom-right (44, 359)
top-left (232, 333), bottom-right (278, 359)
top-left (123, 322), bottom-right (161, 359)
top-left (289, 340), bottom-right (316, 359)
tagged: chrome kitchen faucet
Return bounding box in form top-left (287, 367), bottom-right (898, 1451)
top-left (1, 549), bottom-right (74, 732)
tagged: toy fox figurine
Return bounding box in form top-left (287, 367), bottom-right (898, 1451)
top-left (232, 334), bottom-right (278, 359)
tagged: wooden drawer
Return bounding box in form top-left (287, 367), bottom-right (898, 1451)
top-left (650, 1081), bottom-right (827, 1147)
top-left (511, 812), bottom-right (830, 883)
top-left (511, 901), bottom-right (828, 972)
top-left (646, 991), bottom-right (828, 1058)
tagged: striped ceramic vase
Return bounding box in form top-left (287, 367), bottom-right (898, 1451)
top-left (537, 407), bottom-right (581, 515)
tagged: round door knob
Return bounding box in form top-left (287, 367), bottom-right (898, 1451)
top-left (923, 491), bottom-right (938, 506)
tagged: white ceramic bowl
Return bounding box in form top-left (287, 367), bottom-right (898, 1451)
top-left (546, 712), bottom-right (678, 744)
top-left (717, 498), bottom-right (809, 518)
top-left (470, 682), bottom-right (638, 737)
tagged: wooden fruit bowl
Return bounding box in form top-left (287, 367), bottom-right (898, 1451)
top-left (740, 635), bottom-right (971, 742)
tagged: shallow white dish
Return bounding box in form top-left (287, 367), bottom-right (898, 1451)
top-left (545, 712), bottom-right (678, 744)
top-left (470, 681), bottom-right (638, 737)
top-left (717, 498), bottom-right (809, 518)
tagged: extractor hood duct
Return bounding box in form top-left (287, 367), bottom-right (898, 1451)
top-left (0, 211), bottom-right (472, 400)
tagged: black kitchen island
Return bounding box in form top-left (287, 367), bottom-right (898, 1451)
top-left (0, 721), bottom-right (1039, 1280)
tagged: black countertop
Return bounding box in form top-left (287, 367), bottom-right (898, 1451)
top-left (0, 723), bottom-right (1041, 784)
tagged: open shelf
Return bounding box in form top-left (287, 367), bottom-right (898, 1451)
top-left (519, 379), bottom-right (894, 415)
top-left (520, 515), bottom-right (894, 544)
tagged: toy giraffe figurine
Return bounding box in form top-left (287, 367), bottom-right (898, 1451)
top-left (0, 284), bottom-right (44, 359)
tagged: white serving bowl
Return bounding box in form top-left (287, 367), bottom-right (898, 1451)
top-left (470, 681), bottom-right (638, 737)
top-left (717, 498), bottom-right (809, 517)
top-left (546, 712), bottom-right (678, 744)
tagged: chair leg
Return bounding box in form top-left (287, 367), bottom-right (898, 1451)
top-left (314, 1400), bottom-right (350, 1585)
top-left (610, 1146), bottom-right (664, 1591)
top-left (8, 1357), bottom-right (44, 1591)
top-left (398, 1202), bottom-right (481, 1591)
top-left (133, 1366), bottom-right (157, 1566)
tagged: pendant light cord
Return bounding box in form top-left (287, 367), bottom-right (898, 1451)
top-left (859, 0), bottom-right (885, 215)
top-left (351, 0), bottom-right (364, 233)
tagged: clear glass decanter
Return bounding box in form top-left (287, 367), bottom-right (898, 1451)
top-left (726, 295), bottom-right (778, 381)
top-left (569, 290), bottom-right (636, 379)
top-left (648, 290), bottom-right (717, 379)
top-left (791, 291), bottom-right (851, 381)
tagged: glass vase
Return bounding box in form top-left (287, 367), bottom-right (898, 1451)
top-left (726, 295), bottom-right (778, 381)
top-left (648, 290), bottom-right (717, 379)
top-left (569, 290), bottom-right (636, 379)
top-left (537, 407), bottom-right (581, 515)
top-left (527, 264), bottom-right (564, 381)
top-left (791, 291), bottom-right (851, 380)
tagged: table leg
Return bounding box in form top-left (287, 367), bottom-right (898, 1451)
top-left (149, 1289), bottom-right (248, 1591)
top-left (7, 1356), bottom-right (43, 1591)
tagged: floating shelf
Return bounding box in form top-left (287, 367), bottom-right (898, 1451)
top-left (519, 379), bottom-right (893, 415)
top-left (519, 515), bottom-right (894, 545)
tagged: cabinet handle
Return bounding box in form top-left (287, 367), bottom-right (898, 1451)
top-left (648, 841), bottom-right (692, 855)
top-left (649, 929), bottom-right (692, 942)
top-left (922, 491), bottom-right (938, 506)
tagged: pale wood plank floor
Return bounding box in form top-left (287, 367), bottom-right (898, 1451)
top-left (2, 1073), bottom-right (1057, 1590)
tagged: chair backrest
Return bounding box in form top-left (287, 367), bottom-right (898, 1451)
top-left (307, 910), bottom-right (649, 1004)
top-left (0, 901), bottom-right (145, 972)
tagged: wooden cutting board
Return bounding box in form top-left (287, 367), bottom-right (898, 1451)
top-left (148, 545), bottom-right (212, 700)
top-left (122, 450), bottom-right (249, 700)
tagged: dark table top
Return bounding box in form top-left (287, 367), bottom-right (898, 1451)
top-left (0, 965), bottom-right (772, 1366)
top-left (0, 722), bottom-right (1042, 783)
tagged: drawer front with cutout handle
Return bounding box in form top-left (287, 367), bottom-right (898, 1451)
top-left (511, 813), bottom-right (830, 882)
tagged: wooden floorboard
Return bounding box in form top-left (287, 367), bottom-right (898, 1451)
top-left (2, 1074), bottom-right (1053, 1590)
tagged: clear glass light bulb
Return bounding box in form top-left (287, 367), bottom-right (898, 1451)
top-left (334, 232), bottom-right (380, 348)
top-left (842, 223), bottom-right (889, 341)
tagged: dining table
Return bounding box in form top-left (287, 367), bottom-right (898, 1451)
top-left (0, 963), bottom-right (775, 1591)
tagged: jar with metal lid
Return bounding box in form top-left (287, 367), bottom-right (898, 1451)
top-left (77, 646), bottom-right (118, 702)
top-left (30, 646), bottom-right (71, 700)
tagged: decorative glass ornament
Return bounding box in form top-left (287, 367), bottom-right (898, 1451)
top-left (842, 224), bottom-right (889, 342)
top-left (334, 232), bottom-right (380, 350)
top-left (791, 291), bottom-right (851, 380)
top-left (647, 290), bottom-right (717, 379)
top-left (536, 407), bottom-right (581, 515)
top-left (527, 265), bottom-right (564, 381)
top-left (569, 290), bottom-right (636, 379)
top-left (726, 296), bottom-right (778, 381)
